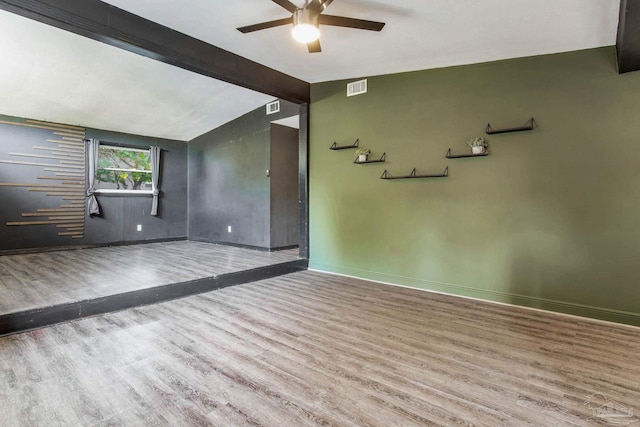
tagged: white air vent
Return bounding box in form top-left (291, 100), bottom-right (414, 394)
top-left (347, 79), bottom-right (367, 97)
top-left (266, 100), bottom-right (280, 115)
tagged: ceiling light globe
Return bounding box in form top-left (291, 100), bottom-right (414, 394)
top-left (292, 24), bottom-right (320, 44)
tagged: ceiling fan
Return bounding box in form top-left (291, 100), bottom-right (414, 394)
top-left (237, 0), bottom-right (386, 53)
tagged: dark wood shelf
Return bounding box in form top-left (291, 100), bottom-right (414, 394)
top-left (486, 117), bottom-right (534, 135)
top-left (381, 167), bottom-right (448, 180)
top-left (330, 139), bottom-right (359, 150)
top-left (446, 148), bottom-right (488, 158)
top-left (354, 153), bottom-right (386, 164)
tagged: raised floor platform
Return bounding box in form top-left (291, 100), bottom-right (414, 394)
top-left (0, 241), bottom-right (307, 336)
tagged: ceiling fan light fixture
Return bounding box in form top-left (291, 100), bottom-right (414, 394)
top-left (237, 1), bottom-right (385, 53)
top-left (292, 23), bottom-right (320, 43)
top-left (292, 9), bottom-right (320, 44)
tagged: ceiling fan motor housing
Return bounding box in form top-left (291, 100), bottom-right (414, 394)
top-left (293, 8), bottom-right (319, 27)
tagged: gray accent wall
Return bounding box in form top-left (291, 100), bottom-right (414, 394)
top-left (83, 128), bottom-right (188, 245)
top-left (188, 101), bottom-right (300, 249)
top-left (0, 114), bottom-right (187, 252)
top-left (1, 100), bottom-right (299, 253)
top-left (270, 124), bottom-right (299, 248)
top-left (0, 117), bottom-right (69, 250)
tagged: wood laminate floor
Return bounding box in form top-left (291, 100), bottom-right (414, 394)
top-left (0, 241), bottom-right (299, 315)
top-left (1, 270), bottom-right (638, 426)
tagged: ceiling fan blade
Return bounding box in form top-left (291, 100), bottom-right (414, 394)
top-left (271, 0), bottom-right (299, 13)
top-left (307, 39), bottom-right (322, 53)
top-left (306, 0), bottom-right (334, 14)
top-left (237, 17), bottom-right (293, 33)
top-left (319, 15), bottom-right (385, 31)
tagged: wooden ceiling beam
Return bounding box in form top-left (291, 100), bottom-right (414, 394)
top-left (617, 0), bottom-right (640, 73)
top-left (0, 0), bottom-right (311, 103)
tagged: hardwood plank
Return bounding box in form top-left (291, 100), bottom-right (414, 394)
top-left (0, 241), bottom-right (300, 315)
top-left (0, 270), bottom-right (638, 425)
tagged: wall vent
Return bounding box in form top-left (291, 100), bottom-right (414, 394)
top-left (266, 100), bottom-right (280, 115)
top-left (347, 79), bottom-right (367, 97)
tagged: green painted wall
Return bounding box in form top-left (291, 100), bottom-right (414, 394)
top-left (309, 47), bottom-right (640, 326)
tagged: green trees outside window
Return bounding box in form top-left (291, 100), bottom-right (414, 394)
top-left (96, 146), bottom-right (152, 191)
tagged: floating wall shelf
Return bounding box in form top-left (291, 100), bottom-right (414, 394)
top-left (486, 117), bottom-right (535, 135)
top-left (381, 167), bottom-right (448, 180)
top-left (446, 148), bottom-right (488, 159)
top-left (330, 139), bottom-right (359, 150)
top-left (354, 153), bottom-right (386, 164)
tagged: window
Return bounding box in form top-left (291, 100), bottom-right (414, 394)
top-left (96, 145), bottom-right (153, 193)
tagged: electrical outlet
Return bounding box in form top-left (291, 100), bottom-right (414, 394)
top-left (137, 224), bottom-right (142, 232)
top-left (227, 226), bottom-right (232, 233)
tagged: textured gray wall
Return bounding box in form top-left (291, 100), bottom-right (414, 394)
top-left (0, 114), bottom-right (187, 251)
top-left (270, 124), bottom-right (299, 248)
top-left (0, 118), bottom-right (68, 249)
top-left (1, 98), bottom-right (300, 253)
top-left (83, 128), bottom-right (188, 245)
top-left (188, 100), bottom-right (299, 249)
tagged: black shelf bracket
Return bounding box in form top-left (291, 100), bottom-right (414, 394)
top-left (446, 148), bottom-right (488, 158)
top-left (330, 139), bottom-right (359, 150)
top-left (354, 152), bottom-right (386, 164)
top-left (486, 117), bottom-right (535, 135)
top-left (381, 166), bottom-right (449, 180)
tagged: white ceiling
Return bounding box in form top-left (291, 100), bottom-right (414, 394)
top-left (0, 10), bottom-right (274, 141)
top-left (272, 115), bottom-right (301, 129)
top-left (0, 1), bottom-right (620, 141)
top-left (102, 0), bottom-right (619, 83)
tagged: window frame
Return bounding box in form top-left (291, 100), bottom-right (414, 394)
top-left (94, 145), bottom-right (155, 195)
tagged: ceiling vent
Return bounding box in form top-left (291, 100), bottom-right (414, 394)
top-left (266, 100), bottom-right (280, 115)
top-left (347, 79), bottom-right (367, 97)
